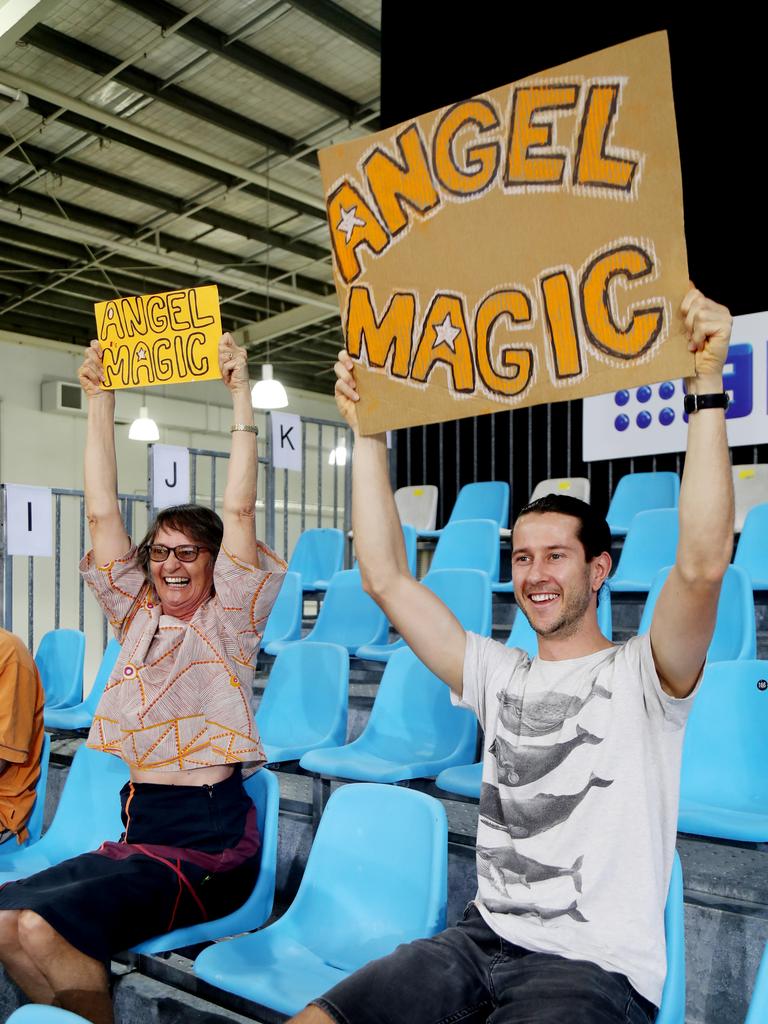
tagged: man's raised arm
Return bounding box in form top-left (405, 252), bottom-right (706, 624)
top-left (650, 288), bottom-right (735, 697)
top-left (335, 352), bottom-right (466, 694)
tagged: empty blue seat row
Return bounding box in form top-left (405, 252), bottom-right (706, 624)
top-left (418, 481), bottom-right (509, 539)
top-left (300, 648), bottom-right (477, 784)
top-left (607, 471), bottom-right (680, 537)
top-left (44, 639), bottom-right (122, 730)
top-left (256, 643), bottom-right (349, 764)
top-left (286, 527), bottom-right (345, 591)
top-left (734, 502), bottom-right (768, 589)
top-left (35, 628), bottom-right (85, 710)
top-left (195, 782), bottom-right (448, 1016)
top-left (356, 567), bottom-right (493, 662)
top-left (637, 565), bottom-right (755, 662)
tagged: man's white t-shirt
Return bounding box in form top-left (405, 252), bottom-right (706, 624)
top-left (454, 632), bottom-right (696, 1006)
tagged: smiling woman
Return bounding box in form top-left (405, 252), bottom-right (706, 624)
top-left (0, 333), bottom-right (286, 1024)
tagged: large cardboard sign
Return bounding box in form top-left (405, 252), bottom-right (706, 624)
top-left (94, 285), bottom-right (222, 390)
top-left (319, 32), bottom-right (694, 435)
top-left (583, 310), bottom-right (768, 461)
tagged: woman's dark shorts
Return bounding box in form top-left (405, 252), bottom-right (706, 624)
top-left (0, 768), bottom-right (261, 962)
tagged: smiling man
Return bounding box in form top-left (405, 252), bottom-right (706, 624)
top-left (288, 287), bottom-right (735, 1024)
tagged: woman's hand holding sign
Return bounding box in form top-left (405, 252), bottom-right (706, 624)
top-left (78, 340), bottom-right (112, 402)
top-left (219, 333), bottom-right (251, 395)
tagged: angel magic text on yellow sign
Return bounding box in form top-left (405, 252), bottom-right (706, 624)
top-left (94, 285), bottom-right (222, 389)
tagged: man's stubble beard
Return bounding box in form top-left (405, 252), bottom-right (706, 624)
top-left (526, 569), bottom-right (594, 640)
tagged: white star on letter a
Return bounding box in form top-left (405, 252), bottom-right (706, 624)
top-left (336, 205), bottom-right (366, 243)
top-left (136, 346), bottom-right (148, 360)
top-left (433, 313), bottom-right (461, 352)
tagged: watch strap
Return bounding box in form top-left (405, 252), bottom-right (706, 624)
top-left (683, 392), bottom-right (730, 414)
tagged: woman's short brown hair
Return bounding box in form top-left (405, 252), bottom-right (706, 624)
top-left (136, 504), bottom-right (223, 586)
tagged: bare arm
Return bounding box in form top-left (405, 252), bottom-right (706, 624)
top-left (79, 341), bottom-right (130, 565)
top-left (336, 352), bottom-right (466, 694)
top-left (220, 334), bottom-right (260, 565)
top-left (650, 289), bottom-right (734, 697)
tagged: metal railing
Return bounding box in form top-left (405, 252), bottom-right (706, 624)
top-left (0, 413), bottom-right (352, 679)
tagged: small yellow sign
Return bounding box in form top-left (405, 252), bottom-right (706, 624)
top-left (94, 285), bottom-right (222, 390)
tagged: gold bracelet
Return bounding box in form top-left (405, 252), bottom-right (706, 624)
top-left (230, 423), bottom-right (259, 435)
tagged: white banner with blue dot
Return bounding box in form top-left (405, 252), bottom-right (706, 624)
top-left (582, 310), bottom-right (768, 461)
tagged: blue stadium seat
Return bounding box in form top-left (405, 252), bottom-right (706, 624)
top-left (429, 519), bottom-right (500, 581)
top-left (6, 1007), bottom-right (91, 1023)
top-left (435, 760), bottom-right (482, 799)
top-left (638, 565), bottom-right (756, 663)
top-left (608, 510), bottom-right (679, 592)
top-left (35, 628), bottom-right (86, 709)
top-left (44, 639), bottom-right (121, 730)
top-left (260, 571), bottom-right (303, 654)
top-left (131, 767), bottom-right (280, 954)
top-left (352, 524), bottom-right (418, 578)
top-left (419, 481), bottom-right (509, 538)
top-left (299, 648), bottom-right (476, 783)
top-left (677, 660), bottom-right (768, 841)
top-left (745, 942), bottom-right (768, 1024)
top-left (657, 851), bottom-right (686, 1024)
top-left (506, 584), bottom-right (613, 658)
top-left (256, 643), bottom-right (348, 763)
top-left (194, 783), bottom-right (447, 1017)
top-left (0, 733), bottom-right (50, 857)
top-left (0, 746), bottom-right (127, 883)
top-left (287, 528), bottom-right (345, 591)
top-left (734, 503), bottom-right (768, 589)
top-left (606, 471), bottom-right (680, 537)
top-left (355, 568), bottom-right (493, 662)
top-left (265, 570), bottom-right (389, 656)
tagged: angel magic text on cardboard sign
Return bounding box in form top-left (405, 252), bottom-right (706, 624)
top-left (319, 32), bottom-right (694, 434)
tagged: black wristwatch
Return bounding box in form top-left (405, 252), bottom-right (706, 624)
top-left (683, 392), bottom-right (730, 415)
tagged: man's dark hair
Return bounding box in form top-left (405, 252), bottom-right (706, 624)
top-left (514, 493), bottom-right (611, 561)
top-left (136, 504), bottom-right (223, 585)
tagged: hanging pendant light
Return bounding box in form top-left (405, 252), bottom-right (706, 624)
top-left (328, 443), bottom-right (348, 466)
top-left (129, 404), bottom-right (160, 441)
top-left (251, 363), bottom-right (288, 409)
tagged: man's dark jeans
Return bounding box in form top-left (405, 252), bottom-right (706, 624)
top-left (312, 905), bottom-right (658, 1024)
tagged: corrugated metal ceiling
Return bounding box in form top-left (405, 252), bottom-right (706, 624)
top-left (0, 0), bottom-right (381, 394)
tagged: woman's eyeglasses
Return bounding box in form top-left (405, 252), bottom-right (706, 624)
top-left (146, 544), bottom-right (208, 563)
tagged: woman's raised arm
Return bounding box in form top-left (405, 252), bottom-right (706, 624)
top-left (219, 333), bottom-right (260, 565)
top-left (79, 340), bottom-right (130, 565)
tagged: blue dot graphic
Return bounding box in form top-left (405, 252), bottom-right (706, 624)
top-left (614, 390), bottom-right (630, 407)
top-left (659, 407), bottom-right (675, 426)
top-left (659, 381), bottom-right (675, 400)
top-left (637, 411), bottom-right (652, 429)
top-left (636, 386), bottom-right (652, 404)
top-left (614, 414), bottom-right (630, 432)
